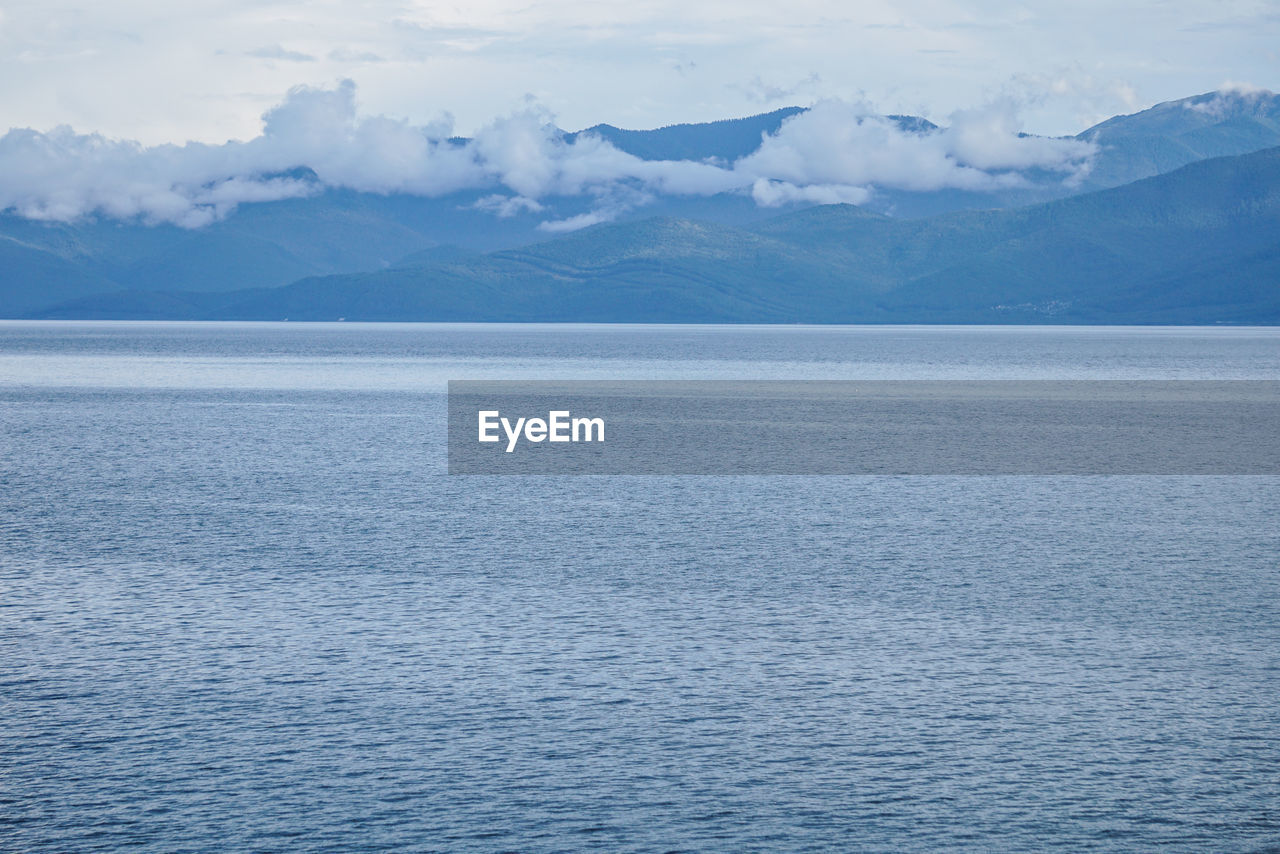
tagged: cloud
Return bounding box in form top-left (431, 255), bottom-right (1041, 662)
top-left (327, 48), bottom-right (386, 63)
top-left (731, 73), bottom-right (823, 105)
top-left (751, 179), bottom-right (871, 207)
top-left (245, 45), bottom-right (316, 62)
top-left (537, 210), bottom-right (616, 233)
top-left (471, 194), bottom-right (545, 217)
top-left (0, 125), bottom-right (318, 228)
top-left (946, 100), bottom-right (1094, 172)
top-left (0, 80), bottom-right (1099, 229)
top-left (737, 99), bottom-right (1095, 194)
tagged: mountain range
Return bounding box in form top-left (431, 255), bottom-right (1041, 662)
top-left (4, 89), bottom-right (1280, 323)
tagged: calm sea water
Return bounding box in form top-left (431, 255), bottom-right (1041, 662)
top-left (2, 322), bottom-right (1279, 853)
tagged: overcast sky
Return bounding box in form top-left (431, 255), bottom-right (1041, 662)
top-left (1, 0), bottom-right (1277, 143)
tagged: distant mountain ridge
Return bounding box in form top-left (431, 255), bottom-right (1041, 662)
top-left (1078, 88), bottom-right (1280, 188)
top-left (564, 108), bottom-right (807, 162)
top-left (38, 145), bottom-right (1280, 324)
top-left (3, 89), bottom-right (1280, 320)
top-left (564, 108), bottom-right (939, 163)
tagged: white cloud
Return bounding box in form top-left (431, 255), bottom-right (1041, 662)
top-left (751, 179), bottom-right (871, 207)
top-left (731, 73), bottom-right (823, 105)
top-left (246, 45), bottom-right (316, 62)
top-left (737, 99), bottom-right (1094, 194)
top-left (537, 210), bottom-right (617, 232)
top-left (327, 48), bottom-right (385, 63)
top-left (945, 100), bottom-right (1096, 174)
top-left (1216, 81), bottom-right (1272, 97)
top-left (0, 125), bottom-right (317, 227)
top-left (472, 193), bottom-right (545, 216)
top-left (0, 80), bottom-right (1100, 228)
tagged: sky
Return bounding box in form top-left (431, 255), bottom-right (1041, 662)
top-left (1, 0), bottom-right (1277, 144)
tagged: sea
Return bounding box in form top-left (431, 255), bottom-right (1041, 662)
top-left (2, 321), bottom-right (1278, 853)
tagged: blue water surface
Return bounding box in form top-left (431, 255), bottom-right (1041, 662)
top-left (2, 322), bottom-right (1279, 852)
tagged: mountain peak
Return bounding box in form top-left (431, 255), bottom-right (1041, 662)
top-left (1073, 87), bottom-right (1280, 190)
top-left (1081, 87), bottom-right (1280, 140)
top-left (563, 108), bottom-right (807, 162)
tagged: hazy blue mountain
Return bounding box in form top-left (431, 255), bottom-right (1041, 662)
top-left (565, 108), bottom-right (806, 162)
top-left (574, 90), bottom-right (1280, 193)
top-left (1078, 89), bottom-right (1280, 189)
top-left (5, 91), bottom-right (1280, 319)
top-left (566, 109), bottom-right (938, 163)
top-left (41, 146), bottom-right (1278, 324)
top-left (868, 89), bottom-right (1280, 216)
top-left (0, 188), bottom-right (583, 315)
top-left (555, 90), bottom-right (1280, 218)
top-left (0, 235), bottom-right (120, 316)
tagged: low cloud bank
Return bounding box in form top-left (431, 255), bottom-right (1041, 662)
top-left (0, 80), bottom-right (1100, 230)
